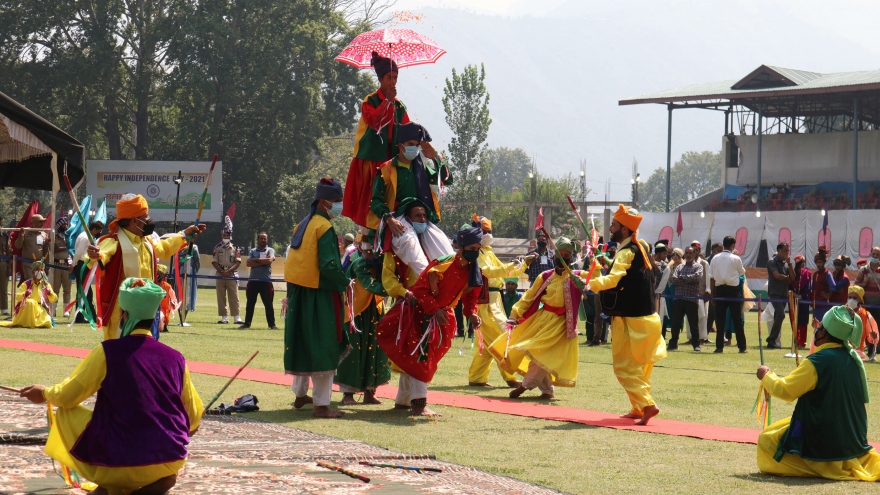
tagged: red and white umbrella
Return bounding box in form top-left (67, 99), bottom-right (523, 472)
top-left (335, 28), bottom-right (446, 69)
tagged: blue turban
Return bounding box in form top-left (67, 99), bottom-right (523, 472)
top-left (456, 226), bottom-right (483, 288)
top-left (291, 178), bottom-right (343, 250)
top-left (397, 122), bottom-right (432, 144)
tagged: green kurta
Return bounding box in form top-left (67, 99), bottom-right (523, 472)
top-left (284, 215), bottom-right (351, 376)
top-left (369, 157), bottom-right (452, 224)
top-left (334, 255), bottom-right (391, 391)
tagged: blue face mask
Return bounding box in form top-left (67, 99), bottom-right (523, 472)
top-left (872, 257), bottom-right (880, 265)
top-left (402, 145), bottom-right (420, 160)
top-left (327, 201), bottom-right (343, 218)
top-left (412, 221), bottom-right (428, 234)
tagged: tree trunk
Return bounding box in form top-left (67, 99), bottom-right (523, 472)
top-left (104, 93), bottom-right (123, 160)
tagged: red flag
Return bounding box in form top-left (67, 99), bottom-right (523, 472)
top-left (675, 208), bottom-right (683, 237)
top-left (226, 203), bottom-right (236, 222)
top-left (9, 200), bottom-right (41, 280)
top-left (534, 207), bottom-right (544, 231)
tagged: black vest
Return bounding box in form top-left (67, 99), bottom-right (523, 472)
top-left (600, 243), bottom-right (655, 317)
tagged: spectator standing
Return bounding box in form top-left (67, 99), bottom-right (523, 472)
top-left (705, 242), bottom-right (723, 335)
top-left (690, 241), bottom-right (711, 345)
top-left (15, 214), bottom-right (48, 280)
top-left (792, 254), bottom-right (812, 349)
top-left (711, 236), bottom-right (747, 353)
top-left (51, 217), bottom-right (72, 317)
top-left (239, 232), bottom-right (277, 329)
top-left (766, 242), bottom-right (795, 348)
top-left (0, 217), bottom-right (9, 315)
top-left (212, 223), bottom-right (243, 325)
top-left (525, 231), bottom-right (554, 283)
top-left (669, 246), bottom-right (703, 351)
top-left (652, 244), bottom-right (668, 315)
top-left (829, 255), bottom-right (851, 305)
top-left (657, 248), bottom-right (682, 338)
top-left (810, 247), bottom-right (837, 323)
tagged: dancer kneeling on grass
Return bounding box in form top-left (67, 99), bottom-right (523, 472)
top-left (19, 277), bottom-right (203, 495)
top-left (489, 237), bottom-right (584, 400)
top-left (376, 225), bottom-right (483, 416)
top-left (285, 178), bottom-right (351, 419)
top-left (0, 259), bottom-right (56, 329)
top-left (756, 305), bottom-right (880, 481)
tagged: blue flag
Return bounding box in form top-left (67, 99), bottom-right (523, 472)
top-left (65, 195), bottom-right (92, 257)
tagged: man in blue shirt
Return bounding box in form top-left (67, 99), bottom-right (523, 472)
top-left (239, 232), bottom-right (278, 329)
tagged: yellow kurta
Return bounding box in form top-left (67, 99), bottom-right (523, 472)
top-left (0, 279), bottom-right (57, 328)
top-left (757, 343), bottom-right (880, 480)
top-left (43, 330), bottom-right (203, 490)
top-left (86, 229), bottom-right (187, 340)
top-left (589, 238), bottom-right (667, 415)
top-left (487, 270), bottom-right (581, 387)
top-left (469, 246), bottom-right (523, 383)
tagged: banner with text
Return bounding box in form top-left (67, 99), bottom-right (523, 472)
top-left (86, 160), bottom-right (223, 222)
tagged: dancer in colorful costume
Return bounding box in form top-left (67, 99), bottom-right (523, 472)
top-left (469, 216), bottom-right (527, 388)
top-left (489, 237), bottom-right (583, 400)
top-left (589, 205), bottom-right (666, 425)
top-left (19, 277), bottom-right (203, 494)
top-left (0, 260), bottom-right (56, 328)
top-left (86, 193), bottom-right (205, 340)
top-left (376, 225), bottom-right (483, 416)
top-left (335, 232), bottom-right (391, 405)
top-left (343, 52), bottom-right (410, 230)
top-left (285, 178), bottom-right (351, 418)
top-left (756, 305), bottom-right (880, 480)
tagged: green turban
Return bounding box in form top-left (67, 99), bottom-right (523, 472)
top-left (118, 277), bottom-right (166, 337)
top-left (555, 237), bottom-right (581, 254)
top-left (504, 277), bottom-right (519, 284)
top-left (821, 305), bottom-right (869, 403)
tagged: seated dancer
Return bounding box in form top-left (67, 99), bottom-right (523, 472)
top-left (285, 178), bottom-right (351, 419)
top-left (86, 193), bottom-right (205, 340)
top-left (0, 259), bottom-right (56, 328)
top-left (19, 277), bottom-right (203, 494)
top-left (756, 305), bottom-right (880, 481)
top-left (469, 215), bottom-right (529, 388)
top-left (369, 122), bottom-right (453, 240)
top-left (589, 205), bottom-right (666, 425)
top-left (335, 231), bottom-right (391, 405)
top-left (489, 237), bottom-right (584, 400)
top-left (343, 51), bottom-right (410, 232)
top-left (376, 225), bottom-right (483, 416)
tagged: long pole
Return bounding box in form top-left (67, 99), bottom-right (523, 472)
top-left (853, 98), bottom-right (859, 209)
top-left (189, 155), bottom-right (218, 257)
top-left (665, 105), bottom-right (673, 213)
top-left (756, 105), bottom-right (763, 208)
top-left (172, 171), bottom-right (184, 324)
top-left (203, 350), bottom-right (259, 411)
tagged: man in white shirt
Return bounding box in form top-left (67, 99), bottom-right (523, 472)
top-left (72, 221), bottom-right (104, 324)
top-left (709, 235), bottom-right (747, 353)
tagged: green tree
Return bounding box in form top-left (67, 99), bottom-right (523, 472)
top-left (442, 63), bottom-right (491, 188)
top-left (639, 151), bottom-right (723, 212)
top-left (483, 147), bottom-right (531, 194)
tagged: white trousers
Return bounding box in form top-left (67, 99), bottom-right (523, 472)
top-left (292, 375), bottom-right (333, 407)
top-left (395, 373), bottom-right (428, 405)
top-left (522, 362), bottom-right (554, 394)
top-left (688, 300), bottom-right (709, 341)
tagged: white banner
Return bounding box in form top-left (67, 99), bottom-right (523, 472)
top-left (846, 210), bottom-right (879, 264)
top-left (709, 212), bottom-right (765, 267)
top-left (86, 160), bottom-right (223, 222)
top-left (763, 211), bottom-right (806, 264)
top-left (805, 211), bottom-right (848, 270)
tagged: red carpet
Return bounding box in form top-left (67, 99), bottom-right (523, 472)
top-left (4, 338), bottom-right (875, 448)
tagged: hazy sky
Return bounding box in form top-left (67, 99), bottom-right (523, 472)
top-left (383, 0), bottom-right (880, 200)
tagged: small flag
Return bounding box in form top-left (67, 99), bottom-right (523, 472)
top-left (676, 208), bottom-right (683, 237)
top-left (226, 203), bottom-right (236, 222)
top-left (590, 216), bottom-right (599, 247)
top-left (821, 211), bottom-right (828, 236)
top-left (534, 207), bottom-right (544, 231)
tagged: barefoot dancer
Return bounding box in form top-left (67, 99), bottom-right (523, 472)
top-left (285, 178), bottom-right (351, 419)
top-left (589, 205), bottom-right (667, 425)
top-left (488, 237), bottom-right (583, 400)
top-left (376, 225), bottom-right (483, 416)
top-left (20, 278), bottom-right (202, 495)
top-left (335, 232), bottom-right (391, 405)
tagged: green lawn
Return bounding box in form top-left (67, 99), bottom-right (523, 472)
top-left (2, 288), bottom-right (879, 494)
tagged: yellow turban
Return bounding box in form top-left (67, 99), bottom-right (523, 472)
top-left (110, 194), bottom-right (149, 232)
top-left (849, 285), bottom-right (865, 303)
top-left (613, 204), bottom-right (642, 233)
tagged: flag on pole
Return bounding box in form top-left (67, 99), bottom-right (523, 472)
top-left (226, 203), bottom-right (236, 222)
top-left (94, 198), bottom-right (107, 225)
top-left (534, 207), bottom-right (544, 231)
top-left (65, 195), bottom-right (92, 257)
top-left (590, 216), bottom-right (599, 247)
top-left (676, 208), bottom-right (683, 237)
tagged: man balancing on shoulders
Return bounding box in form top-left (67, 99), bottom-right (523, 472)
top-left (756, 305), bottom-right (880, 481)
top-left (86, 193), bottom-right (206, 340)
top-left (20, 277), bottom-right (203, 495)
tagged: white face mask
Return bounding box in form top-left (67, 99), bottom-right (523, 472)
top-left (481, 234), bottom-right (493, 247)
top-left (34, 271), bottom-right (43, 281)
top-left (847, 298), bottom-right (860, 309)
top-left (222, 238), bottom-right (231, 245)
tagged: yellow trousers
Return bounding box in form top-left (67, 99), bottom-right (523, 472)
top-left (468, 293), bottom-right (517, 384)
top-left (611, 314), bottom-right (666, 415)
top-left (46, 405), bottom-right (185, 493)
top-left (757, 417), bottom-right (880, 480)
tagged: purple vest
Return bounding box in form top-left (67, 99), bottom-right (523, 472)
top-left (71, 335), bottom-right (191, 467)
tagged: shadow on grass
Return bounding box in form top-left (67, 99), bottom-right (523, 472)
top-left (730, 472), bottom-right (840, 487)
top-left (250, 405), bottom-right (428, 427)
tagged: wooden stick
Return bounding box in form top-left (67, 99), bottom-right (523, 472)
top-left (757, 295), bottom-right (764, 366)
top-left (0, 385), bottom-right (22, 393)
top-left (203, 350), bottom-right (259, 412)
top-left (359, 461), bottom-right (443, 473)
top-left (317, 460), bottom-right (370, 483)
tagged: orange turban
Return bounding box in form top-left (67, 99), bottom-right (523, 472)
top-left (472, 213), bottom-right (492, 231)
top-left (613, 204), bottom-right (642, 233)
top-left (109, 194), bottom-right (149, 232)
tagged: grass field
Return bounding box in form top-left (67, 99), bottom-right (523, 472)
top-left (2, 288), bottom-right (879, 494)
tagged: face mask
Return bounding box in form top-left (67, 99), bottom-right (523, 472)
top-left (871, 257), bottom-right (880, 265)
top-left (137, 217), bottom-right (155, 237)
top-left (222, 238), bottom-right (231, 245)
top-left (481, 234), bottom-right (493, 247)
top-left (402, 145), bottom-right (420, 161)
top-left (327, 201), bottom-right (343, 218)
top-left (33, 271), bottom-right (43, 281)
top-left (412, 222), bottom-right (428, 234)
top-left (556, 257), bottom-right (573, 267)
top-left (537, 241), bottom-right (547, 249)
top-left (848, 298), bottom-right (860, 309)
top-left (462, 250), bottom-right (480, 263)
